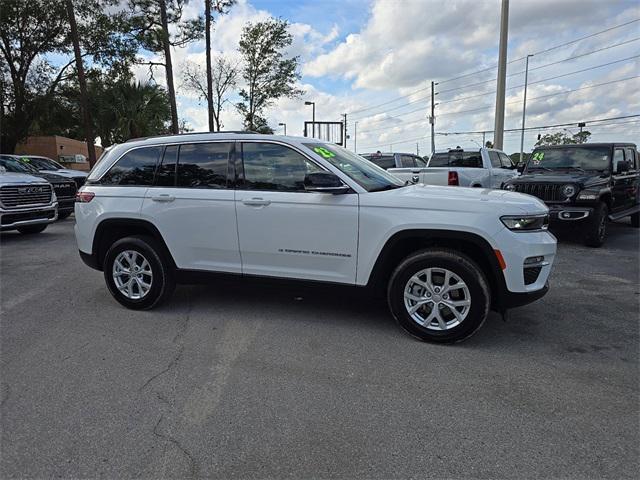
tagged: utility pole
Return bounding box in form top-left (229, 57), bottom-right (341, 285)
top-left (482, 131), bottom-right (486, 146)
top-left (519, 54), bottom-right (533, 164)
top-left (354, 122), bottom-right (358, 152)
top-left (493, 0), bottom-right (509, 150)
top-left (65, 0), bottom-right (97, 167)
top-left (416, 143), bottom-right (419, 156)
top-left (430, 81), bottom-right (436, 155)
top-left (342, 113), bottom-right (347, 147)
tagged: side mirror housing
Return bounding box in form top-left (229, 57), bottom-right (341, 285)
top-left (517, 163), bottom-right (526, 173)
top-left (304, 172), bottom-right (350, 194)
top-left (616, 160), bottom-right (630, 174)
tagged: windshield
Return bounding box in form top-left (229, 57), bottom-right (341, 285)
top-left (302, 143), bottom-right (405, 192)
top-left (527, 147), bottom-right (611, 172)
top-left (0, 157), bottom-right (39, 174)
top-left (22, 156), bottom-right (61, 170)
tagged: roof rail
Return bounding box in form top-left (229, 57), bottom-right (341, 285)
top-left (124, 130), bottom-right (260, 143)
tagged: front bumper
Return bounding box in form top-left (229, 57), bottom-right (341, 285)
top-left (501, 282), bottom-right (549, 309)
top-left (548, 205), bottom-right (593, 222)
top-left (0, 203), bottom-right (58, 231)
top-left (57, 197), bottom-right (75, 214)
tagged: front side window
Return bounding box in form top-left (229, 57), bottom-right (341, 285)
top-left (302, 143), bottom-right (405, 192)
top-left (177, 142), bottom-right (231, 188)
top-left (488, 151), bottom-right (501, 168)
top-left (624, 148), bottom-right (636, 169)
top-left (499, 152), bottom-right (514, 168)
top-left (241, 142), bottom-right (323, 191)
top-left (400, 155), bottom-right (416, 168)
top-left (101, 146), bottom-right (162, 185)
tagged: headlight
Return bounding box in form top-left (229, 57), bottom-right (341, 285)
top-left (501, 214), bottom-right (549, 231)
top-left (504, 184), bottom-right (517, 191)
top-left (561, 184), bottom-right (576, 197)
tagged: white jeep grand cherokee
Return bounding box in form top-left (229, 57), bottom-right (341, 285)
top-left (75, 132), bottom-right (556, 343)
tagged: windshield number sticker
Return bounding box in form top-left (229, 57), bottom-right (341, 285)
top-left (532, 152), bottom-right (544, 164)
top-left (313, 147), bottom-right (336, 159)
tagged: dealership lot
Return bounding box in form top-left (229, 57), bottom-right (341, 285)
top-left (1, 219), bottom-right (638, 478)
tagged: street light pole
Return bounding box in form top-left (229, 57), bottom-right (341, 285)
top-left (278, 122), bottom-right (287, 135)
top-left (519, 54), bottom-right (533, 164)
top-left (354, 121), bottom-right (358, 152)
top-left (304, 101), bottom-right (316, 137)
top-left (493, 0), bottom-right (509, 150)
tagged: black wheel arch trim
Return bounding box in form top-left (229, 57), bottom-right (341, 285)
top-left (366, 229), bottom-right (515, 311)
top-left (87, 218), bottom-right (177, 271)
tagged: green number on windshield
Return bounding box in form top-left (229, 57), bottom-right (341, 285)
top-left (532, 152), bottom-right (544, 162)
top-left (313, 147), bottom-right (336, 159)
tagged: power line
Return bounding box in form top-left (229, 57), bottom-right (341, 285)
top-left (436, 18), bottom-right (640, 85)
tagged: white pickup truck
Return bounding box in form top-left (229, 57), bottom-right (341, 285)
top-left (363, 148), bottom-right (518, 188)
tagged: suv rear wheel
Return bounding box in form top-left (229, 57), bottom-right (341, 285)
top-left (387, 249), bottom-right (491, 343)
top-left (103, 235), bottom-right (175, 310)
top-left (584, 202), bottom-right (608, 247)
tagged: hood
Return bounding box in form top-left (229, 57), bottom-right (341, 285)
top-left (512, 170), bottom-right (608, 188)
top-left (0, 172), bottom-right (52, 185)
top-left (30, 171), bottom-right (75, 185)
top-left (40, 168), bottom-right (88, 178)
top-left (365, 184), bottom-right (548, 215)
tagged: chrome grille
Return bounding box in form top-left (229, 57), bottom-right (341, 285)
top-left (0, 184), bottom-right (53, 208)
top-left (513, 183), bottom-right (562, 202)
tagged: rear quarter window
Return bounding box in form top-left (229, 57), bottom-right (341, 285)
top-left (100, 146), bottom-right (162, 186)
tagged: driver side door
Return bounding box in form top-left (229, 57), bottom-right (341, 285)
top-left (234, 141), bottom-right (359, 284)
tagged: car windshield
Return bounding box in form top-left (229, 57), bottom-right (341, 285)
top-left (527, 147), bottom-right (611, 172)
top-left (302, 143), bottom-right (405, 192)
top-left (21, 156), bottom-right (61, 170)
top-left (0, 157), bottom-right (39, 174)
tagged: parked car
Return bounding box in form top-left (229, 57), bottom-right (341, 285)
top-left (360, 152), bottom-right (428, 184)
top-left (0, 167), bottom-right (58, 234)
top-left (504, 143), bottom-right (639, 247)
top-left (422, 148), bottom-right (518, 187)
top-left (0, 155), bottom-right (77, 219)
top-left (75, 133), bottom-right (556, 343)
top-left (17, 155), bottom-right (88, 188)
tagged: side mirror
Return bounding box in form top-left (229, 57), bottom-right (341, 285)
top-left (616, 160), bottom-right (630, 174)
top-left (517, 163), bottom-right (526, 173)
top-left (304, 172), bottom-right (350, 194)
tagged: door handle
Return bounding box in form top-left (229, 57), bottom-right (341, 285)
top-left (151, 194), bottom-right (175, 202)
top-left (242, 197), bottom-right (271, 206)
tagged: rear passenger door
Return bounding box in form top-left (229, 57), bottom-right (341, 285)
top-left (140, 142), bottom-right (242, 273)
top-left (234, 141), bottom-right (358, 284)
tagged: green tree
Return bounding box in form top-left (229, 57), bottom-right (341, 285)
top-left (129, 0), bottom-right (204, 134)
top-left (237, 18), bottom-right (303, 131)
top-left (535, 130), bottom-right (591, 146)
top-left (0, 0), bottom-right (137, 153)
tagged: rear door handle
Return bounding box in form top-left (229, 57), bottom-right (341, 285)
top-left (151, 194), bottom-right (175, 202)
top-left (242, 198), bottom-right (271, 206)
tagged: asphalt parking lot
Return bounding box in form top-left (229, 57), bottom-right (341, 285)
top-left (1, 218), bottom-right (638, 479)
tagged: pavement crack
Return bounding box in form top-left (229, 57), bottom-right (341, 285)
top-left (1, 383), bottom-right (10, 409)
top-left (139, 348), bottom-right (183, 392)
top-left (153, 415), bottom-right (199, 478)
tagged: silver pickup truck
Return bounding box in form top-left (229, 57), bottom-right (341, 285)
top-left (0, 169), bottom-right (58, 234)
top-left (363, 148), bottom-right (518, 188)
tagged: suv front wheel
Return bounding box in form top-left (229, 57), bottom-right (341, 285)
top-left (103, 235), bottom-right (175, 310)
top-left (584, 202), bottom-right (608, 247)
top-left (387, 249), bottom-right (491, 343)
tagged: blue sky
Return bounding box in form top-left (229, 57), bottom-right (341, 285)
top-left (136, 0), bottom-right (640, 155)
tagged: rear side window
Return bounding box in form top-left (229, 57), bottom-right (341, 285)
top-left (428, 153), bottom-right (449, 167)
top-left (101, 146), bottom-right (162, 185)
top-left (240, 142), bottom-right (323, 191)
top-left (400, 155), bottom-right (416, 168)
top-left (177, 143), bottom-right (231, 188)
top-left (155, 145), bottom-right (178, 186)
top-left (366, 155), bottom-right (396, 170)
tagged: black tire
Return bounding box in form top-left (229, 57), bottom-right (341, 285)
top-left (103, 235), bottom-right (175, 310)
top-left (57, 211), bottom-right (72, 220)
top-left (631, 212), bottom-right (639, 228)
top-left (584, 202), bottom-right (608, 247)
top-left (17, 223), bottom-right (48, 234)
top-left (387, 249), bottom-right (491, 344)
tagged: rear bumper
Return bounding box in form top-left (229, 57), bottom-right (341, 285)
top-left (1, 204), bottom-right (58, 231)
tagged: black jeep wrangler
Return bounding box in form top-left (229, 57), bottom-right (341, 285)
top-left (503, 143), bottom-right (639, 247)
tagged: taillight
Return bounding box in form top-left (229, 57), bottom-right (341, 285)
top-left (75, 191), bottom-right (95, 203)
top-left (448, 171), bottom-right (459, 186)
